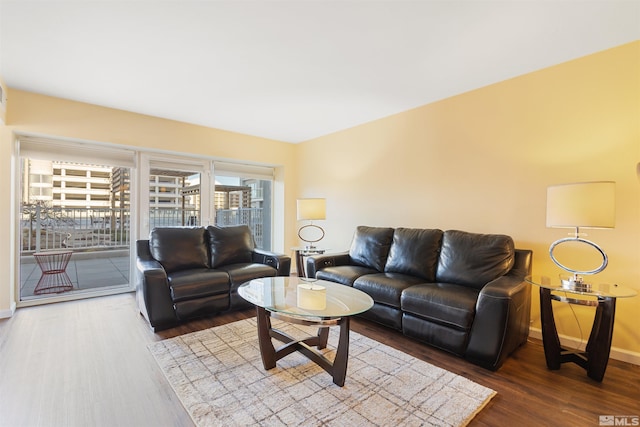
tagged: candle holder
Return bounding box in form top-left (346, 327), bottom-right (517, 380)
top-left (297, 282), bottom-right (327, 310)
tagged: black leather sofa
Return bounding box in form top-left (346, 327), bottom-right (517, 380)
top-left (136, 225), bottom-right (291, 331)
top-left (306, 226), bottom-right (532, 370)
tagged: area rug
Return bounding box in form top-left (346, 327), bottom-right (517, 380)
top-left (148, 318), bottom-right (496, 427)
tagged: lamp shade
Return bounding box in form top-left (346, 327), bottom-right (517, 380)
top-left (297, 198), bottom-right (326, 221)
top-left (546, 181), bottom-right (615, 229)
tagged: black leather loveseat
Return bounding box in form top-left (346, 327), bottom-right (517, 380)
top-left (136, 225), bottom-right (290, 331)
top-left (307, 226), bottom-right (532, 370)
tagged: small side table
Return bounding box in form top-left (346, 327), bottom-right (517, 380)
top-left (291, 247), bottom-right (326, 278)
top-left (33, 251), bottom-right (74, 295)
top-left (526, 275), bottom-right (637, 381)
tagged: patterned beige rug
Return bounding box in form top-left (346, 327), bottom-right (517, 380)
top-left (148, 318), bottom-right (496, 427)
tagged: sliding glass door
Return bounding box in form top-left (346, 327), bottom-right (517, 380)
top-left (213, 162), bottom-right (274, 250)
top-left (18, 137), bottom-right (135, 303)
top-left (138, 155), bottom-right (212, 238)
top-left (139, 158), bottom-right (275, 250)
top-left (15, 140), bottom-right (276, 306)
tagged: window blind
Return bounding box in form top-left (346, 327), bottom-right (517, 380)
top-left (18, 135), bottom-right (136, 168)
top-left (213, 161), bottom-right (274, 180)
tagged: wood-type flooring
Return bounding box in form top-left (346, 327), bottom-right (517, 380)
top-left (0, 293), bottom-right (638, 426)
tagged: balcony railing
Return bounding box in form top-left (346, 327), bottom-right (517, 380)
top-left (21, 206), bottom-right (265, 253)
top-left (21, 206), bottom-right (130, 253)
top-left (149, 207), bottom-right (264, 247)
top-left (215, 208), bottom-right (264, 248)
top-left (149, 208), bottom-right (200, 228)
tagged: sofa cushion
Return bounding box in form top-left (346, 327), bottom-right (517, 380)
top-left (436, 230), bottom-right (515, 289)
top-left (316, 265), bottom-right (378, 286)
top-left (349, 226), bottom-right (395, 272)
top-left (207, 225), bottom-right (255, 268)
top-left (149, 227), bottom-right (210, 273)
top-left (216, 263), bottom-right (277, 285)
top-left (385, 228), bottom-right (443, 281)
top-left (354, 273), bottom-right (425, 308)
top-left (167, 269), bottom-right (230, 302)
top-left (401, 283), bottom-right (479, 331)
top-left (216, 263), bottom-right (278, 309)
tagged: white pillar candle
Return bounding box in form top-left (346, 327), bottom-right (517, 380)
top-left (297, 283), bottom-right (327, 310)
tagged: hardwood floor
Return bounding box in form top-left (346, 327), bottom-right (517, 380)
top-left (0, 293), bottom-right (638, 426)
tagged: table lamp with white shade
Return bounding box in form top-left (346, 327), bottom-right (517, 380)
top-left (546, 181), bottom-right (615, 292)
top-left (297, 198), bottom-right (326, 249)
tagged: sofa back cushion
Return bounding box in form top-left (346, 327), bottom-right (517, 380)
top-left (349, 226), bottom-right (395, 272)
top-left (207, 225), bottom-right (255, 268)
top-left (149, 227), bottom-right (210, 273)
top-left (436, 230), bottom-right (515, 289)
top-left (385, 228), bottom-right (443, 281)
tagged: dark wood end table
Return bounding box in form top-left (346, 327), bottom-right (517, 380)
top-left (527, 275), bottom-right (636, 382)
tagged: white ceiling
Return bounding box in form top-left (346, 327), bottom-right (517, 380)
top-left (1, 1), bottom-right (638, 143)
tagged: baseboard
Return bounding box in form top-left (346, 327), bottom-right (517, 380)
top-left (0, 302), bottom-right (17, 319)
top-left (529, 327), bottom-right (640, 366)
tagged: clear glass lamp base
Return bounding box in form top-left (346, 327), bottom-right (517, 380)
top-left (560, 275), bottom-right (592, 293)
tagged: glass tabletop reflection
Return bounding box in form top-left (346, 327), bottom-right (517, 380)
top-left (238, 276), bottom-right (373, 319)
top-left (526, 275), bottom-right (637, 298)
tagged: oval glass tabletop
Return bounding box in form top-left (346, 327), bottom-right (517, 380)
top-left (526, 275), bottom-right (637, 298)
top-left (238, 276), bottom-right (373, 318)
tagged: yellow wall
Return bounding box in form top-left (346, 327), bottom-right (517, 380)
top-left (0, 90), bottom-right (298, 315)
top-left (297, 41), bottom-right (640, 359)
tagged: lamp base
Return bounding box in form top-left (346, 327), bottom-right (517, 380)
top-left (549, 233), bottom-right (607, 294)
top-left (549, 234), bottom-right (608, 276)
top-left (561, 276), bottom-right (592, 293)
top-left (298, 224), bottom-right (325, 249)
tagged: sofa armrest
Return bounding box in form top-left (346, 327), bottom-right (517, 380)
top-left (465, 249), bottom-right (533, 370)
top-left (252, 249), bottom-right (291, 276)
top-left (306, 252), bottom-right (351, 278)
top-left (135, 240), bottom-right (178, 331)
top-left (465, 275), bottom-right (531, 370)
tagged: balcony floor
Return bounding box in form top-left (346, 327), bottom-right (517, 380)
top-left (20, 251), bottom-right (131, 300)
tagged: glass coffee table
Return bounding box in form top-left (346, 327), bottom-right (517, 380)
top-left (238, 276), bottom-right (373, 386)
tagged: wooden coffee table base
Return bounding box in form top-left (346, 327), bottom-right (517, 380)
top-left (255, 306), bottom-right (350, 386)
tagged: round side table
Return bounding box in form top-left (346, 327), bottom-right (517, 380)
top-left (292, 247), bottom-right (326, 278)
top-left (526, 275), bottom-right (637, 381)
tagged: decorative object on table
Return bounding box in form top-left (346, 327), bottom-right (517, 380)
top-left (296, 198), bottom-right (326, 249)
top-left (148, 318), bottom-right (496, 427)
top-left (296, 280), bottom-right (327, 310)
top-left (546, 181), bottom-right (615, 292)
